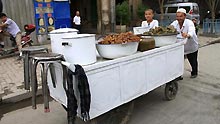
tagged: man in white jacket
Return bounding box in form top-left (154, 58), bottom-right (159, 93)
top-left (171, 8), bottom-right (199, 78)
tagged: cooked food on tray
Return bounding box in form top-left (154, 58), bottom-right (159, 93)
top-left (143, 25), bottom-right (177, 36)
top-left (98, 32), bottom-right (141, 44)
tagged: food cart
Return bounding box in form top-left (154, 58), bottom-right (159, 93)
top-left (47, 41), bottom-right (184, 122)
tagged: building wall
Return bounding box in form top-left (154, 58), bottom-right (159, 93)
top-left (2, 0), bottom-right (35, 29)
top-left (129, 0), bottom-right (142, 20)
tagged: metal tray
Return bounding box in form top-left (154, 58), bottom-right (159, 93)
top-left (141, 33), bottom-right (178, 36)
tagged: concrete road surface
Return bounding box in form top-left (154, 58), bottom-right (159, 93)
top-left (0, 44), bottom-right (220, 124)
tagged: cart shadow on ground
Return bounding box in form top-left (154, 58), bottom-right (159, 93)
top-left (0, 95), bottom-right (50, 121)
top-left (0, 85), bottom-right (172, 124)
top-left (2, 76), bottom-right (219, 124)
top-left (75, 85), bottom-right (169, 124)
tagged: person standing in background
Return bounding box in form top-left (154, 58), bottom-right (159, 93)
top-left (192, 18), bottom-right (199, 35)
top-left (73, 11), bottom-right (81, 33)
top-left (141, 9), bottom-right (159, 31)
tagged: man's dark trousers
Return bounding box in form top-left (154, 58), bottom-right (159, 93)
top-left (186, 50), bottom-right (198, 76)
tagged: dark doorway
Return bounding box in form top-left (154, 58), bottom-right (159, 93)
top-left (70, 0), bottom-right (98, 33)
top-left (0, 0), bottom-right (2, 13)
top-left (116, 0), bottom-right (124, 4)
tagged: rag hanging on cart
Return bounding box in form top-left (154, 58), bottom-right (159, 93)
top-left (64, 65), bottom-right (91, 124)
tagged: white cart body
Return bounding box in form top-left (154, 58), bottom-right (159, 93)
top-left (47, 42), bottom-right (184, 119)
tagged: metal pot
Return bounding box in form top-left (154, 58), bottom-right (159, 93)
top-left (49, 28), bottom-right (78, 54)
top-left (96, 42), bottom-right (139, 59)
top-left (62, 34), bottom-right (97, 65)
top-left (153, 34), bottom-right (177, 47)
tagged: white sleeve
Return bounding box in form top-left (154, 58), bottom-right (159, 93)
top-left (170, 20), bottom-right (178, 29)
top-left (170, 21), bottom-right (175, 27)
top-left (73, 17), bottom-right (76, 23)
top-left (5, 19), bottom-right (12, 25)
top-left (153, 20), bottom-right (159, 28)
top-left (141, 21), bottom-right (145, 27)
top-left (187, 20), bottom-right (196, 37)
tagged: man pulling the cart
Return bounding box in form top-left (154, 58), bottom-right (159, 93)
top-left (170, 8), bottom-right (199, 78)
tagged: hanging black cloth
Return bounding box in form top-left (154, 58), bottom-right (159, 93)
top-left (63, 64), bottom-right (91, 124)
top-left (74, 64), bottom-right (91, 121)
top-left (63, 67), bottom-right (78, 124)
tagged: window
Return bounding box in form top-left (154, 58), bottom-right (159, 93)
top-left (167, 7), bottom-right (178, 13)
top-left (180, 6), bottom-right (190, 13)
top-left (193, 6), bottom-right (199, 14)
top-left (163, 7), bottom-right (166, 13)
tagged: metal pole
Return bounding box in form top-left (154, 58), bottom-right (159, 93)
top-left (111, 0), bottom-right (116, 33)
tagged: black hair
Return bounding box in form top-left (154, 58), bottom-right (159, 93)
top-left (0, 13), bottom-right (7, 18)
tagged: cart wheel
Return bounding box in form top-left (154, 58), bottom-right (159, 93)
top-left (165, 81), bottom-right (178, 101)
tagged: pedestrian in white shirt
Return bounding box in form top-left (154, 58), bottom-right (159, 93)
top-left (0, 13), bottom-right (22, 60)
top-left (141, 9), bottom-right (159, 31)
top-left (73, 11), bottom-right (81, 33)
top-left (171, 8), bottom-right (199, 78)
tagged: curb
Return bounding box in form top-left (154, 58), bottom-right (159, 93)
top-left (199, 38), bottom-right (220, 48)
top-left (0, 89), bottom-right (42, 103)
top-left (0, 44), bottom-right (51, 60)
top-left (208, 39), bottom-right (220, 45)
top-left (0, 52), bottom-right (19, 60)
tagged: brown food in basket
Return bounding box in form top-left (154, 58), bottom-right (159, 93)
top-left (98, 32), bottom-right (141, 44)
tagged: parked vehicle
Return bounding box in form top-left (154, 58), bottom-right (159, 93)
top-left (155, 2), bottom-right (200, 25)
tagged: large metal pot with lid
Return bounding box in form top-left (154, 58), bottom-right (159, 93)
top-left (49, 28), bottom-right (78, 54)
top-left (61, 34), bottom-right (97, 65)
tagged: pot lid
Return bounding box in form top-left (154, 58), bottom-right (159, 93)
top-left (62, 34), bottom-right (95, 39)
top-left (49, 28), bottom-right (78, 34)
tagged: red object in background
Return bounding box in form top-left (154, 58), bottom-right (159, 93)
top-left (38, 4), bottom-right (43, 7)
top-left (25, 24), bottom-right (36, 30)
top-left (24, 24), bottom-right (36, 34)
top-left (189, 9), bottom-right (193, 15)
top-left (47, 3), bottom-right (51, 7)
top-left (21, 35), bottom-right (30, 41)
top-left (48, 13), bottom-right (52, 17)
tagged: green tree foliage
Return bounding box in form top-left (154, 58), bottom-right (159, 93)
top-left (116, 1), bottom-right (130, 25)
top-left (137, 4), bottom-right (149, 20)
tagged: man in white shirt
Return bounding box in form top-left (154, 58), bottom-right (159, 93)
top-left (73, 11), bottom-right (81, 33)
top-left (171, 8), bottom-right (199, 78)
top-left (0, 13), bottom-right (22, 59)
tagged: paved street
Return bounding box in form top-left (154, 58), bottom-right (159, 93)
top-left (0, 39), bottom-right (220, 124)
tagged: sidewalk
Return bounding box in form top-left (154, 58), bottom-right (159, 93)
top-left (0, 35), bottom-right (220, 103)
